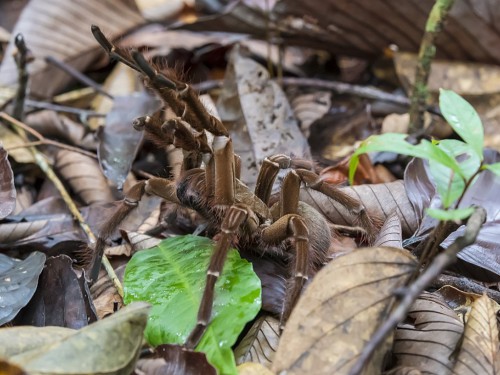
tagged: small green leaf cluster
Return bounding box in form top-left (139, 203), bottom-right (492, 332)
top-left (349, 89), bottom-right (500, 221)
top-left (123, 235), bottom-right (262, 375)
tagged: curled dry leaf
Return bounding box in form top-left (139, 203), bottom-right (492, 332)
top-left (90, 266), bottom-right (125, 320)
top-left (234, 315), bottom-right (280, 367)
top-left (0, 0), bottom-right (143, 98)
top-left (8, 302), bottom-right (150, 375)
top-left (217, 46), bottom-right (310, 189)
top-left (391, 292), bottom-right (464, 374)
top-left (0, 125), bottom-right (34, 164)
top-left (0, 252), bottom-right (46, 325)
top-left (55, 149), bottom-right (114, 205)
top-left (289, 91), bottom-right (331, 137)
top-left (272, 247), bottom-right (417, 375)
top-left (299, 180), bottom-right (418, 237)
top-left (373, 211), bottom-right (403, 249)
top-left (0, 146), bottom-right (15, 218)
top-left (452, 294), bottom-right (500, 375)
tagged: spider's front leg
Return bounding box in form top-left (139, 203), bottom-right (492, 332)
top-left (184, 204), bottom-right (254, 349)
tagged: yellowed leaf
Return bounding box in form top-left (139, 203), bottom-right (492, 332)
top-left (272, 247), bottom-right (417, 375)
top-left (452, 294), bottom-right (500, 375)
top-left (237, 362), bottom-right (275, 375)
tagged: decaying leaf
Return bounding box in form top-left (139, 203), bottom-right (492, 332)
top-left (299, 180), bottom-right (419, 237)
top-left (272, 247), bottom-right (417, 375)
top-left (0, 359), bottom-right (27, 375)
top-left (140, 343), bottom-right (217, 375)
top-left (97, 93), bottom-right (162, 189)
top-left (0, 251), bottom-right (46, 325)
top-left (7, 302), bottom-right (150, 375)
top-left (17, 255), bottom-right (97, 329)
top-left (0, 326), bottom-right (74, 357)
top-left (234, 315), bottom-right (280, 367)
top-left (217, 46), bottom-right (310, 189)
top-left (0, 125), bottom-right (34, 164)
top-left (90, 267), bottom-right (125, 320)
top-left (55, 149), bottom-right (115, 205)
top-left (452, 295), bottom-right (500, 374)
top-left (0, 0), bottom-right (143, 98)
top-left (373, 211), bottom-right (403, 249)
top-left (0, 146), bottom-right (16, 218)
top-left (237, 362), bottom-right (275, 375)
top-left (289, 91), bottom-right (331, 137)
top-left (392, 292), bottom-right (464, 374)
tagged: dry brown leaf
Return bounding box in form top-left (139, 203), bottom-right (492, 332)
top-left (0, 220), bottom-right (49, 244)
top-left (392, 292), bottom-right (464, 374)
top-left (90, 63), bottom-right (140, 131)
top-left (0, 126), bottom-right (34, 164)
top-left (374, 211), bottom-right (403, 249)
top-left (0, 0), bottom-right (143, 98)
top-left (237, 362), bottom-right (275, 375)
top-left (290, 91), bottom-right (331, 137)
top-left (55, 149), bottom-right (114, 205)
top-left (452, 294), bottom-right (500, 375)
top-left (12, 186), bottom-right (35, 215)
top-left (217, 46), bottom-right (310, 189)
top-left (300, 180), bottom-right (418, 237)
top-left (90, 267), bottom-right (125, 319)
top-left (395, 52), bottom-right (500, 96)
top-left (234, 315), bottom-right (280, 368)
top-left (272, 247), bottom-right (417, 375)
top-left (0, 146), bottom-right (16, 219)
top-left (25, 110), bottom-right (95, 150)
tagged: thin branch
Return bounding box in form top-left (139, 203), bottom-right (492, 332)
top-left (13, 34), bottom-right (30, 121)
top-left (25, 99), bottom-right (106, 118)
top-left (0, 112), bottom-right (123, 297)
top-left (408, 0), bottom-right (455, 133)
top-left (1, 113), bottom-right (97, 159)
top-left (348, 207), bottom-right (486, 375)
top-left (431, 274), bottom-right (500, 304)
top-left (45, 55), bottom-right (114, 99)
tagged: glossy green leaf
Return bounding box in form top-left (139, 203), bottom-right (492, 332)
top-left (426, 207), bottom-right (474, 221)
top-left (348, 134), bottom-right (462, 184)
top-left (483, 162), bottom-right (500, 177)
top-left (428, 140), bottom-right (481, 208)
top-left (439, 89), bottom-right (484, 160)
top-left (123, 235), bottom-right (262, 375)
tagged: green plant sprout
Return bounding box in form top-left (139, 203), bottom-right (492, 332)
top-left (349, 89), bottom-right (500, 221)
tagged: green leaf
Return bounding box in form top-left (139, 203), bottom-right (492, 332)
top-left (427, 139), bottom-right (481, 208)
top-left (426, 207), bottom-right (474, 221)
top-left (439, 89), bottom-right (484, 160)
top-left (348, 133), bottom-right (463, 184)
top-left (483, 162), bottom-right (500, 177)
top-left (123, 235), bottom-right (262, 375)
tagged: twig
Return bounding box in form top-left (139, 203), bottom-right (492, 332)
top-left (431, 274), bottom-right (500, 304)
top-left (348, 207), bottom-right (486, 375)
top-left (13, 34), bottom-right (30, 121)
top-left (1, 114), bottom-right (97, 158)
top-left (25, 99), bottom-right (106, 118)
top-left (408, 0), bottom-right (455, 133)
top-left (45, 55), bottom-right (114, 99)
top-left (0, 111), bottom-right (123, 297)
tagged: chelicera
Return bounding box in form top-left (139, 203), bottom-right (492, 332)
top-left (90, 26), bottom-right (380, 349)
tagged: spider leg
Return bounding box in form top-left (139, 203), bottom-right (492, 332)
top-left (89, 178), bottom-right (179, 283)
top-left (254, 154), bottom-right (381, 241)
top-left (185, 204), bottom-right (250, 349)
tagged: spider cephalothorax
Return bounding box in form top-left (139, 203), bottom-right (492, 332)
top-left (90, 25), bottom-right (381, 349)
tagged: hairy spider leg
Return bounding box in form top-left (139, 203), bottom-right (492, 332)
top-left (255, 154), bottom-right (381, 241)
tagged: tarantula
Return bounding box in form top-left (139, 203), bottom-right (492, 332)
top-left (90, 26), bottom-right (380, 349)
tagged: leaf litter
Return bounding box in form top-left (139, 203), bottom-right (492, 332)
top-left (1, 1), bottom-right (500, 374)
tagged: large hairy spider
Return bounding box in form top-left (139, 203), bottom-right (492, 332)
top-left (90, 26), bottom-right (380, 349)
